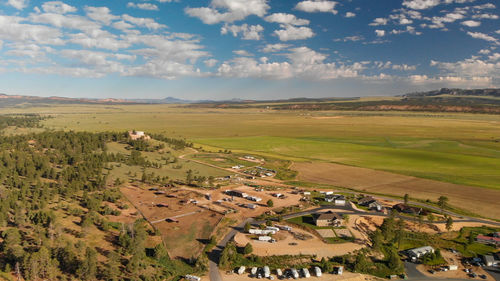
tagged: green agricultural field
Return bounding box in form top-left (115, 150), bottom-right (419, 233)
top-left (2, 104), bottom-right (500, 190)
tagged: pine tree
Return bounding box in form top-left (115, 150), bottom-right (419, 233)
top-left (77, 247), bottom-right (97, 281)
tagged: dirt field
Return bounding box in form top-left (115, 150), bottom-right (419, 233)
top-left (292, 162), bottom-right (500, 220)
top-left (120, 186), bottom-right (222, 259)
top-left (234, 227), bottom-right (364, 258)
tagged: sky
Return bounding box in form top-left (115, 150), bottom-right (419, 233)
top-left (0, 0), bottom-right (499, 100)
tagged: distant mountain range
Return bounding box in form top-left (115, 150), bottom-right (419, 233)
top-left (0, 88), bottom-right (499, 111)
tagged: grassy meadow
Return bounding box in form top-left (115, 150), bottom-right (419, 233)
top-left (2, 104), bottom-right (500, 190)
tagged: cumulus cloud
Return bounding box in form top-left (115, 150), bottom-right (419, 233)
top-left (122, 14), bottom-right (166, 29)
top-left (375, 30), bottom-right (386, 37)
top-left (42, 1), bottom-right (77, 14)
top-left (7, 0), bottom-right (27, 10)
top-left (467, 31), bottom-right (499, 44)
top-left (461, 20), bottom-right (481, 27)
top-left (204, 59), bottom-right (218, 67)
top-left (127, 3), bottom-right (159, 11)
top-left (0, 15), bottom-right (64, 45)
top-left (85, 6), bottom-right (118, 25)
top-left (261, 43), bottom-right (290, 53)
top-left (345, 12), bottom-right (356, 18)
top-left (185, 0), bottom-right (270, 24)
top-left (274, 25), bottom-right (315, 41)
top-left (402, 0), bottom-right (440, 10)
top-left (264, 13), bottom-right (309, 26)
top-left (218, 47), bottom-right (363, 80)
top-left (221, 24), bottom-right (264, 40)
top-left (295, 0), bottom-right (338, 14)
top-left (369, 18), bottom-right (388, 26)
top-left (334, 35), bottom-right (364, 42)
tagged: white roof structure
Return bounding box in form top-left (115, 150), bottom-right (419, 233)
top-left (407, 246), bottom-right (434, 258)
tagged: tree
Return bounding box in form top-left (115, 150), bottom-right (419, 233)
top-left (104, 251), bottom-right (121, 281)
top-left (445, 217), bottom-right (453, 232)
top-left (438, 196), bottom-right (449, 212)
top-left (388, 249), bottom-right (403, 272)
top-left (371, 230), bottom-right (383, 251)
top-left (244, 222), bottom-right (251, 233)
top-left (266, 199), bottom-right (274, 207)
top-left (154, 243), bottom-right (169, 261)
top-left (77, 247), bottom-right (97, 281)
top-left (243, 243), bottom-right (253, 255)
top-left (468, 231), bottom-right (475, 245)
top-left (404, 194), bottom-right (409, 205)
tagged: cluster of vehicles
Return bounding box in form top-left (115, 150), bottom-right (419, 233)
top-left (237, 266), bottom-right (325, 279)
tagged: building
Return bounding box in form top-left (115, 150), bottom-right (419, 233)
top-left (315, 211), bottom-right (342, 227)
top-left (368, 201), bottom-right (383, 212)
top-left (358, 196), bottom-right (376, 206)
top-left (325, 194), bottom-right (347, 206)
top-left (407, 246), bottom-right (435, 258)
top-left (476, 234), bottom-right (500, 246)
top-left (482, 254), bottom-right (500, 267)
top-left (128, 130), bottom-right (150, 140)
top-left (393, 203), bottom-right (427, 215)
top-left (225, 190), bottom-right (248, 198)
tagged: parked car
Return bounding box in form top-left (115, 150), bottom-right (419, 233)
top-left (429, 270), bottom-right (436, 274)
top-left (479, 275), bottom-right (487, 279)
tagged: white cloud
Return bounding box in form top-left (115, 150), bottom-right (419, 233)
top-left (122, 14), bottom-right (166, 29)
top-left (472, 13), bottom-right (499, 20)
top-left (0, 15), bottom-right (64, 45)
top-left (399, 18), bottom-right (413, 25)
top-left (221, 24), bottom-right (264, 40)
top-left (204, 59), bottom-right (218, 67)
top-left (264, 13), bottom-right (309, 26)
top-left (7, 0), bottom-right (27, 10)
top-left (295, 0), bottom-right (338, 14)
top-left (375, 30), bottom-right (386, 37)
top-left (42, 1), bottom-right (77, 14)
top-left (127, 3), bottom-right (159, 11)
top-left (261, 43), bottom-right (290, 53)
top-left (369, 18), bottom-right (388, 26)
top-left (403, 0), bottom-right (440, 10)
top-left (218, 47), bottom-right (363, 80)
top-left (233, 50), bottom-right (253, 56)
top-left (185, 0), bottom-right (270, 24)
top-left (345, 12), bottom-right (356, 18)
top-left (85, 6), bottom-right (118, 25)
top-left (461, 20), bottom-right (481, 27)
top-left (69, 31), bottom-right (131, 51)
top-left (334, 35), bottom-right (364, 42)
top-left (29, 13), bottom-right (101, 34)
top-left (467, 31), bottom-right (499, 44)
top-left (274, 25), bottom-right (315, 41)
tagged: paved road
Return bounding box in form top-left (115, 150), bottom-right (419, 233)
top-left (404, 262), bottom-right (475, 281)
top-left (208, 218), bottom-right (254, 281)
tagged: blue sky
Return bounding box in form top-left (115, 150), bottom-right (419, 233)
top-left (0, 0), bottom-right (499, 100)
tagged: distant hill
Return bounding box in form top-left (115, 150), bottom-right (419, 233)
top-left (404, 88), bottom-right (500, 98)
top-left (0, 88), bottom-right (499, 113)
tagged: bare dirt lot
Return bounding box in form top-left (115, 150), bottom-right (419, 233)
top-left (292, 162), bottom-right (500, 220)
top-left (234, 227), bottom-right (364, 259)
top-left (121, 186), bottom-right (222, 259)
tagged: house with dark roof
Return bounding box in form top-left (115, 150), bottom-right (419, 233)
top-left (392, 203), bottom-right (427, 215)
top-left (315, 211), bottom-right (342, 227)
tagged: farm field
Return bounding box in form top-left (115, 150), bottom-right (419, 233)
top-left (292, 162), bottom-right (500, 220)
top-left (2, 104), bottom-right (500, 216)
